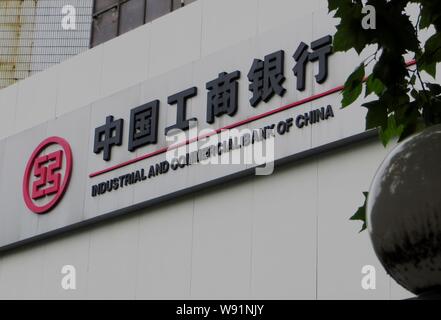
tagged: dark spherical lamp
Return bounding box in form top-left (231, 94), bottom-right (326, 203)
top-left (367, 125), bottom-right (441, 298)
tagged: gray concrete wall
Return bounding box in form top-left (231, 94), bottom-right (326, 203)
top-left (0, 139), bottom-right (413, 299)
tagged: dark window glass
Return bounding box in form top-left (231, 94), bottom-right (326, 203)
top-left (94, 0), bottom-right (119, 12)
top-left (92, 7), bottom-right (119, 47)
top-left (91, 0), bottom-right (198, 47)
top-left (146, 0), bottom-right (172, 23)
top-left (119, 0), bottom-right (146, 34)
top-left (172, 0), bottom-right (195, 10)
top-left (172, 0), bottom-right (183, 10)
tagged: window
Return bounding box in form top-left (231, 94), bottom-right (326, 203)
top-left (146, 0), bottom-right (172, 23)
top-left (91, 6), bottom-right (119, 47)
top-left (91, 0), bottom-right (197, 47)
top-left (173, 0), bottom-right (196, 10)
top-left (119, 0), bottom-right (145, 34)
top-left (95, 0), bottom-right (119, 12)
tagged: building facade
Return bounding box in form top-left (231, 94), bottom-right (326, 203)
top-left (0, 0), bottom-right (194, 89)
top-left (0, 0), bottom-right (93, 89)
top-left (0, 0), bottom-right (431, 299)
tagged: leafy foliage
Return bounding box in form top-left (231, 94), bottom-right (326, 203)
top-left (350, 192), bottom-right (369, 232)
top-left (329, 0), bottom-right (441, 146)
top-left (342, 63), bottom-right (365, 107)
top-left (329, 0), bottom-right (441, 231)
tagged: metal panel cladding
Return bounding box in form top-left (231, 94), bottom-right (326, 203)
top-left (0, 0), bottom-right (93, 89)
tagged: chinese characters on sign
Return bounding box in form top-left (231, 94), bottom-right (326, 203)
top-left (248, 50), bottom-right (286, 107)
top-left (93, 115), bottom-right (123, 161)
top-left (293, 35), bottom-right (332, 91)
top-left (93, 35), bottom-right (333, 161)
top-left (206, 71), bottom-right (241, 124)
top-left (128, 101), bottom-right (159, 152)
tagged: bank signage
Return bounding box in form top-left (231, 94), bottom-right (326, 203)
top-left (89, 34), bottom-right (334, 198)
top-left (91, 104), bottom-right (335, 198)
top-left (22, 137), bottom-right (73, 214)
top-left (91, 35), bottom-right (332, 163)
top-left (0, 22), bottom-right (366, 250)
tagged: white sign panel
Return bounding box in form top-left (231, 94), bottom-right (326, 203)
top-left (0, 21), bottom-right (370, 250)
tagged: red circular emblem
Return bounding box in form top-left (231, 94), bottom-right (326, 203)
top-left (22, 137), bottom-right (73, 214)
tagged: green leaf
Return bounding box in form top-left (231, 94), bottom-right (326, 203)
top-left (341, 63), bottom-right (365, 108)
top-left (328, 0), bottom-right (341, 12)
top-left (373, 52), bottom-right (408, 88)
top-left (379, 115), bottom-right (404, 146)
top-left (329, 0), bottom-right (441, 235)
top-left (419, 12), bottom-right (431, 30)
top-left (365, 74), bottom-right (385, 97)
top-left (331, 1), bottom-right (367, 54)
top-left (350, 192), bottom-right (368, 233)
top-left (409, 74), bottom-right (416, 86)
top-left (426, 83), bottom-right (441, 96)
top-left (419, 33), bottom-right (441, 78)
top-left (418, 2), bottom-right (441, 30)
top-left (421, 61), bottom-right (437, 78)
top-left (363, 100), bottom-right (387, 129)
top-left (333, 19), bottom-right (369, 54)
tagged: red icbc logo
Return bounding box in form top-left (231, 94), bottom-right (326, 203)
top-left (22, 137), bottom-right (73, 214)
